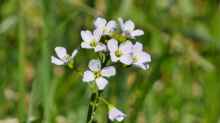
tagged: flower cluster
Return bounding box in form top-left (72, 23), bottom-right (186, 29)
top-left (51, 17), bottom-right (151, 122)
top-left (81, 17), bottom-right (151, 69)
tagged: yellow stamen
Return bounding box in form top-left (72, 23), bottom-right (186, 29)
top-left (115, 50), bottom-right (122, 57)
top-left (90, 40), bottom-right (97, 47)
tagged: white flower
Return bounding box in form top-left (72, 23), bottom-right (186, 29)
top-left (107, 39), bottom-right (133, 65)
top-left (82, 59), bottom-right (116, 90)
top-left (81, 29), bottom-right (106, 52)
top-left (94, 17), bottom-right (117, 35)
top-left (108, 106), bottom-right (126, 122)
top-left (131, 42), bottom-right (151, 70)
top-left (118, 18), bottom-right (144, 38)
top-left (51, 47), bottom-right (78, 65)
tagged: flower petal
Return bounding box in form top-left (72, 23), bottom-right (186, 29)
top-left (110, 52), bottom-right (119, 62)
top-left (89, 59), bottom-right (101, 72)
top-left (124, 20), bottom-right (135, 31)
top-left (94, 17), bottom-right (107, 28)
top-left (81, 42), bottom-right (92, 49)
top-left (101, 66), bottom-right (116, 77)
top-left (131, 29), bottom-right (144, 37)
top-left (71, 49), bottom-right (78, 58)
top-left (119, 41), bottom-right (133, 54)
top-left (132, 42), bottom-right (143, 52)
top-left (95, 77), bottom-right (108, 90)
top-left (120, 54), bottom-right (132, 65)
top-left (136, 51), bottom-right (151, 63)
top-left (55, 47), bottom-right (67, 61)
top-left (134, 63), bottom-right (149, 70)
top-left (93, 29), bottom-right (102, 41)
top-left (108, 107), bottom-right (126, 122)
top-left (81, 30), bottom-right (93, 42)
top-left (95, 43), bottom-right (106, 52)
top-left (106, 20), bottom-right (116, 30)
top-left (107, 39), bottom-right (118, 52)
top-left (51, 56), bottom-right (65, 65)
top-left (82, 70), bottom-right (95, 82)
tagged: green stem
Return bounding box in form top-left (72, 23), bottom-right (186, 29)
top-left (87, 91), bottom-right (102, 123)
top-left (99, 97), bottom-right (109, 105)
top-left (17, 0), bottom-right (26, 122)
top-left (87, 92), bottom-right (96, 123)
top-left (40, 0), bottom-right (56, 122)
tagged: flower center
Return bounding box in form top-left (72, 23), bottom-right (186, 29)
top-left (103, 27), bottom-right (107, 32)
top-left (63, 55), bottom-right (71, 62)
top-left (90, 40), bottom-right (97, 47)
top-left (132, 56), bottom-right (138, 63)
top-left (115, 50), bottom-right (122, 57)
top-left (103, 27), bottom-right (111, 34)
top-left (124, 31), bottom-right (131, 36)
top-left (94, 71), bottom-right (101, 78)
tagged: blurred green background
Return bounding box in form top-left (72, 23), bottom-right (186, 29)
top-left (0, 0), bottom-right (220, 123)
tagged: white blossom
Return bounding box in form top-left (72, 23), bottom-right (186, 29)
top-left (131, 42), bottom-right (151, 70)
top-left (118, 18), bottom-right (144, 38)
top-left (94, 17), bottom-right (117, 36)
top-left (51, 47), bottom-right (78, 65)
top-left (81, 29), bottom-right (106, 52)
top-left (82, 59), bottom-right (116, 90)
top-left (107, 39), bottom-right (133, 65)
top-left (108, 107), bottom-right (126, 122)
